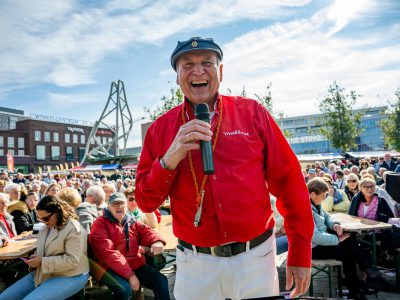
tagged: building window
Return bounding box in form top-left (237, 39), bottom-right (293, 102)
top-left (7, 149), bottom-right (14, 155)
top-left (0, 136), bottom-right (3, 147)
top-left (108, 137), bottom-right (112, 143)
top-left (51, 146), bottom-right (60, 160)
top-left (7, 137), bottom-right (14, 148)
top-left (0, 149), bottom-right (3, 156)
top-left (65, 133), bottom-right (70, 143)
top-left (53, 132), bottom-right (59, 143)
top-left (66, 146), bottom-right (74, 161)
top-left (36, 145), bottom-right (45, 160)
top-left (35, 131), bottom-right (41, 141)
top-left (79, 147), bottom-right (85, 161)
top-left (17, 150), bottom-right (24, 156)
top-left (18, 137), bottom-right (24, 148)
top-left (80, 135), bottom-right (85, 144)
top-left (73, 134), bottom-right (78, 144)
top-left (44, 132), bottom-right (51, 142)
top-left (102, 137), bottom-right (107, 145)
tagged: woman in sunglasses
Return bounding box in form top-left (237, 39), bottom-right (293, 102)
top-left (344, 173), bottom-right (360, 201)
top-left (349, 177), bottom-right (399, 250)
top-left (124, 187), bottom-right (158, 229)
top-left (0, 195), bottom-right (89, 299)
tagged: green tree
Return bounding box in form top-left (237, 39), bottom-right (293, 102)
top-left (380, 88), bottom-right (400, 151)
top-left (144, 85), bottom-right (183, 121)
top-left (318, 81), bottom-right (363, 154)
top-left (254, 83), bottom-right (291, 137)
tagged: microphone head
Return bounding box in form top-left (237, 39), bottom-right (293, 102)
top-left (195, 103), bottom-right (210, 121)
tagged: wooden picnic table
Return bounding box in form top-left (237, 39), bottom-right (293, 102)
top-left (0, 231), bottom-right (37, 260)
top-left (157, 215), bottom-right (177, 252)
top-left (329, 212), bottom-right (393, 232)
top-left (329, 212), bottom-right (393, 267)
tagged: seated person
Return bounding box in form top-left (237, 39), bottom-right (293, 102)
top-left (89, 192), bottom-right (170, 300)
top-left (85, 185), bottom-right (107, 215)
top-left (270, 195), bottom-right (288, 255)
top-left (308, 178), bottom-right (375, 300)
top-left (344, 173), bottom-right (359, 201)
top-left (321, 174), bottom-right (350, 212)
top-left (0, 195), bottom-right (89, 299)
top-left (349, 177), bottom-right (400, 250)
top-left (0, 193), bottom-right (17, 247)
top-left (57, 187), bottom-right (98, 234)
top-left (124, 187), bottom-right (158, 229)
top-left (7, 192), bottom-right (38, 234)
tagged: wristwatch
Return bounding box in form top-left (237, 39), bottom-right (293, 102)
top-left (160, 157), bottom-right (167, 169)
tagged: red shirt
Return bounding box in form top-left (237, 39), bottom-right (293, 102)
top-left (0, 214), bottom-right (15, 238)
top-left (135, 95), bottom-right (314, 267)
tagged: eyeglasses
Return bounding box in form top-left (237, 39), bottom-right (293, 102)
top-left (38, 213), bottom-right (54, 222)
top-left (363, 185), bottom-right (375, 190)
top-left (111, 202), bottom-right (126, 207)
top-left (348, 180), bottom-right (357, 183)
top-left (128, 196), bottom-right (136, 202)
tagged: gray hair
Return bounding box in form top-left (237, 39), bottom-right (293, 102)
top-left (4, 183), bottom-right (22, 194)
top-left (86, 185), bottom-right (106, 206)
top-left (0, 192), bottom-right (10, 204)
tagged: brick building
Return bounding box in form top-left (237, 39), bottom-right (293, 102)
top-left (0, 117), bottom-right (114, 173)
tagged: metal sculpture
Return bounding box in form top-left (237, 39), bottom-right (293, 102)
top-left (80, 80), bottom-right (133, 164)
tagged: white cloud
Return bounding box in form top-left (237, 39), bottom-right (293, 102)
top-left (0, 0), bottom-right (313, 91)
top-left (220, 1), bottom-right (400, 117)
top-left (48, 92), bottom-right (101, 107)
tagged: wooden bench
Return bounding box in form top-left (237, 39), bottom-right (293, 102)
top-left (275, 253), bottom-right (343, 298)
top-left (310, 259), bottom-right (343, 298)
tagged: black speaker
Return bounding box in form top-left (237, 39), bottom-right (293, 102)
top-left (386, 173), bottom-right (400, 203)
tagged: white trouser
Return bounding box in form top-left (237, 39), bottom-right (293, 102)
top-left (174, 235), bottom-right (279, 300)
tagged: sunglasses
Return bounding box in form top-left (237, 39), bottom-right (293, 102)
top-left (348, 180), bottom-right (357, 183)
top-left (363, 185), bottom-right (375, 190)
top-left (38, 213), bottom-right (54, 223)
top-left (127, 195), bottom-right (136, 202)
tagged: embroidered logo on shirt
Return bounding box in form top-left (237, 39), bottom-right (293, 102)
top-left (223, 130), bottom-right (249, 136)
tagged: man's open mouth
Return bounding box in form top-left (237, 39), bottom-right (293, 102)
top-left (191, 80), bottom-right (208, 88)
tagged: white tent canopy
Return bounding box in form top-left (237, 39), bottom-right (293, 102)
top-left (346, 151), bottom-right (400, 159)
top-left (296, 153), bottom-right (343, 162)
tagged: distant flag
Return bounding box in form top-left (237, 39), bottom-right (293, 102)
top-left (6, 153), bottom-right (14, 172)
top-left (65, 163), bottom-right (69, 170)
top-left (38, 166), bottom-right (42, 174)
top-left (60, 164), bottom-right (64, 170)
top-left (56, 165), bottom-right (60, 171)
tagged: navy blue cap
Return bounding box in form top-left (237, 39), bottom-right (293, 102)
top-left (170, 37), bottom-right (223, 71)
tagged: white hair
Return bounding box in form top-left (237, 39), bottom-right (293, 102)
top-left (0, 192), bottom-right (10, 204)
top-left (86, 185), bottom-right (106, 206)
top-left (4, 183), bottom-right (22, 194)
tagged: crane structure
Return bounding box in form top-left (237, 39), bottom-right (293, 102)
top-left (80, 80), bottom-right (140, 165)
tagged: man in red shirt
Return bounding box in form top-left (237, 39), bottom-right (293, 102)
top-left (136, 37), bottom-right (313, 299)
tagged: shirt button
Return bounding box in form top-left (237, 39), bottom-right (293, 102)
top-left (218, 203), bottom-right (222, 209)
top-left (213, 175), bottom-right (217, 180)
top-left (224, 232), bottom-right (227, 237)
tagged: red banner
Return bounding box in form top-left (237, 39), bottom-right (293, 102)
top-left (7, 152), bottom-right (14, 172)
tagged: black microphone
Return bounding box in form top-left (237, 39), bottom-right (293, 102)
top-left (195, 103), bottom-right (214, 174)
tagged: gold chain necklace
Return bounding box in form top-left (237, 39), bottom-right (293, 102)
top-left (181, 96), bottom-right (223, 227)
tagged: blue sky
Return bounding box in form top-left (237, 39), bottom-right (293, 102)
top-left (0, 0), bottom-right (399, 147)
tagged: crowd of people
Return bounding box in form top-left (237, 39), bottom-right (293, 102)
top-left (0, 169), bottom-right (170, 300)
top-left (0, 155), bottom-right (398, 299)
top-left (302, 154), bottom-right (399, 299)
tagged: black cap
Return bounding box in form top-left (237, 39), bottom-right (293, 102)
top-left (170, 37), bottom-right (223, 71)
